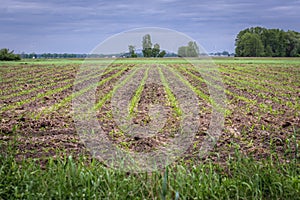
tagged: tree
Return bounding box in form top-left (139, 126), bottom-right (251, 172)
top-left (235, 26), bottom-right (300, 57)
top-left (187, 41), bottom-right (199, 57)
top-left (142, 34), bottom-right (152, 57)
top-left (141, 34), bottom-right (166, 58)
top-left (239, 33), bottom-right (264, 57)
top-left (264, 45), bottom-right (273, 57)
top-left (222, 51), bottom-right (230, 56)
top-left (128, 45), bottom-right (137, 58)
top-left (158, 50), bottom-right (166, 57)
top-left (178, 41), bottom-right (199, 57)
top-left (284, 31), bottom-right (300, 57)
top-left (29, 52), bottom-right (37, 59)
top-left (0, 48), bottom-right (21, 61)
top-left (178, 46), bottom-right (187, 57)
top-left (152, 43), bottom-right (160, 57)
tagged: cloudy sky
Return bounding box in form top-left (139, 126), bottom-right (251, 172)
top-left (1, 0), bottom-right (300, 54)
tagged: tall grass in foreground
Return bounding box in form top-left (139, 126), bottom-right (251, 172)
top-left (0, 142), bottom-right (299, 200)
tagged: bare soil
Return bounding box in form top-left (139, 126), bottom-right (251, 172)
top-left (1, 62), bottom-right (299, 167)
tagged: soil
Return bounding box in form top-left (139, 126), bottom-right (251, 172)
top-left (1, 62), bottom-right (299, 167)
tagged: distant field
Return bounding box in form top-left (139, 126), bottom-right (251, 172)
top-left (0, 57), bottom-right (299, 199)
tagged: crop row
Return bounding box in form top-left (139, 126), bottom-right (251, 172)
top-left (1, 64), bottom-right (115, 96)
top-left (1, 66), bottom-right (128, 113)
top-left (178, 64), bottom-right (299, 112)
top-left (1, 67), bottom-right (102, 104)
top-left (220, 64), bottom-right (300, 86)
top-left (158, 67), bottom-right (182, 116)
top-left (172, 64), bottom-right (299, 137)
top-left (2, 65), bottom-right (75, 85)
top-left (1, 65), bottom-right (49, 81)
top-left (1, 62), bottom-right (298, 135)
top-left (174, 65), bottom-right (277, 128)
top-left (129, 68), bottom-right (149, 116)
top-left (219, 66), bottom-right (299, 93)
top-left (35, 66), bottom-right (132, 118)
top-left (1, 73), bottom-right (75, 100)
top-left (2, 64), bottom-right (77, 86)
top-left (93, 67), bottom-right (141, 112)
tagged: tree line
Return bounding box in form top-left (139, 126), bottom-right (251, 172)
top-left (20, 53), bottom-right (120, 59)
top-left (128, 34), bottom-right (166, 58)
top-left (128, 34), bottom-right (200, 58)
top-left (235, 27), bottom-right (300, 57)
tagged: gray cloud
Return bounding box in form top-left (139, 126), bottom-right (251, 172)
top-left (1, 0), bottom-right (299, 53)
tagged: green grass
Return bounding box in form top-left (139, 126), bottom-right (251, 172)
top-left (0, 142), bottom-right (299, 200)
top-left (212, 57), bottom-right (300, 64)
top-left (2, 57), bottom-right (300, 67)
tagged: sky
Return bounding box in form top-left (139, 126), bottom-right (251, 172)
top-left (1, 0), bottom-right (300, 54)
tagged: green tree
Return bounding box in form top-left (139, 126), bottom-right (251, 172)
top-left (178, 46), bottom-right (187, 57)
top-left (235, 28), bottom-right (251, 56)
top-left (152, 43), bottom-right (160, 57)
top-left (178, 41), bottom-right (199, 57)
top-left (128, 45), bottom-right (137, 58)
top-left (236, 33), bottom-right (264, 57)
top-left (235, 27), bottom-right (300, 57)
top-left (187, 41), bottom-right (199, 57)
top-left (222, 51), bottom-right (229, 56)
top-left (158, 50), bottom-right (166, 57)
top-left (141, 34), bottom-right (166, 58)
top-left (142, 34), bottom-right (152, 57)
top-left (0, 48), bottom-right (21, 61)
top-left (265, 45), bottom-right (273, 57)
top-left (284, 31), bottom-right (300, 57)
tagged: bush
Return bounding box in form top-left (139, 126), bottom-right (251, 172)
top-left (0, 48), bottom-right (21, 61)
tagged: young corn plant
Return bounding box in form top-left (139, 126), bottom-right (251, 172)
top-left (129, 67), bottom-right (149, 116)
top-left (158, 67), bottom-right (182, 117)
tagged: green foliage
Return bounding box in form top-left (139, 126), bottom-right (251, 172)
top-left (265, 45), bottom-right (273, 57)
top-left (0, 48), bottom-right (21, 61)
top-left (142, 34), bottom-right (166, 58)
top-left (235, 27), bottom-right (300, 57)
top-left (178, 46), bottom-right (187, 57)
top-left (142, 34), bottom-right (152, 50)
top-left (1, 147), bottom-right (299, 199)
top-left (142, 34), bottom-right (153, 57)
top-left (142, 48), bottom-right (152, 57)
top-left (158, 50), bottom-right (166, 57)
top-left (151, 43), bottom-right (160, 57)
top-left (238, 33), bottom-right (264, 57)
top-left (128, 45), bottom-right (137, 58)
top-left (177, 41), bottom-right (199, 57)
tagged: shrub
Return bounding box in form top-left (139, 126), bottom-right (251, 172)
top-left (0, 48), bottom-right (21, 61)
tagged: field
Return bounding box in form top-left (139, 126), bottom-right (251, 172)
top-left (1, 57), bottom-right (299, 199)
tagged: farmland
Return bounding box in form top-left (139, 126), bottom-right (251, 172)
top-left (0, 58), bottom-right (299, 199)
